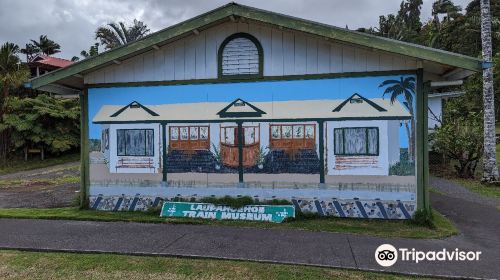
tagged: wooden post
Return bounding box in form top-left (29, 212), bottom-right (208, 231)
top-left (79, 90), bottom-right (89, 209)
top-left (318, 121), bottom-right (325, 184)
top-left (162, 123), bottom-right (168, 182)
top-left (237, 121), bottom-right (244, 184)
top-left (416, 68), bottom-right (430, 211)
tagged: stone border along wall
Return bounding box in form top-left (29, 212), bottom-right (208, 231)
top-left (89, 195), bottom-right (415, 219)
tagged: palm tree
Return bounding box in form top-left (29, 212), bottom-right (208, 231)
top-left (95, 19), bottom-right (150, 50)
top-left (0, 43), bottom-right (29, 99)
top-left (379, 76), bottom-right (416, 161)
top-left (20, 43), bottom-right (40, 62)
top-left (30, 35), bottom-right (61, 56)
top-left (0, 42), bottom-right (30, 161)
top-left (80, 43), bottom-right (99, 58)
top-left (480, 0), bottom-right (499, 182)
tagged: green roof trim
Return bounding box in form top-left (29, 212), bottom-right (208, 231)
top-left (29, 3), bottom-right (482, 89)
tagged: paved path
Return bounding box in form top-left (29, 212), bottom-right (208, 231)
top-left (0, 178), bottom-right (499, 279)
top-left (0, 161), bottom-right (79, 180)
top-left (0, 162), bottom-right (79, 208)
top-left (431, 176), bottom-right (500, 208)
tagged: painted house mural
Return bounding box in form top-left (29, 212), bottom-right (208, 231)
top-left (28, 3), bottom-right (482, 219)
top-left (88, 74), bottom-right (417, 218)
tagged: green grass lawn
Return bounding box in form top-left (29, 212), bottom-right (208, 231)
top-left (0, 250), bottom-right (430, 280)
top-left (0, 153), bottom-right (80, 176)
top-left (0, 174), bottom-right (79, 188)
top-left (0, 207), bottom-right (457, 239)
top-left (452, 178), bottom-right (500, 201)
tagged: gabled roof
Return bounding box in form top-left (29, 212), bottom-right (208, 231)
top-left (92, 97), bottom-right (411, 123)
top-left (110, 101), bottom-right (159, 118)
top-left (332, 93), bottom-right (387, 112)
top-left (29, 55), bottom-right (74, 68)
top-left (29, 2), bottom-right (482, 91)
top-left (217, 98), bottom-right (266, 118)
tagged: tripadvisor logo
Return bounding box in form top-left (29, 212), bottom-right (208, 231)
top-left (375, 244), bottom-right (482, 267)
top-left (375, 244), bottom-right (398, 267)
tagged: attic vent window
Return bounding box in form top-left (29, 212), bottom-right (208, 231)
top-left (350, 98), bottom-right (363, 104)
top-left (218, 33), bottom-right (263, 78)
top-left (129, 103), bottom-right (141, 108)
top-left (234, 101), bottom-right (245, 107)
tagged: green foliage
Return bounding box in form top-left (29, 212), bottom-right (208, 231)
top-left (30, 35), bottom-right (61, 56)
top-left (411, 208), bottom-right (435, 228)
top-left (0, 42), bottom-right (30, 96)
top-left (176, 195), bottom-right (294, 209)
top-left (1, 94), bottom-right (80, 153)
top-left (431, 109), bottom-right (483, 178)
top-left (199, 196), bottom-right (256, 208)
top-left (361, 0), bottom-right (423, 43)
top-left (95, 20), bottom-right (150, 50)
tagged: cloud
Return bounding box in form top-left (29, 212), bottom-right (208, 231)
top-left (0, 0), bottom-right (472, 60)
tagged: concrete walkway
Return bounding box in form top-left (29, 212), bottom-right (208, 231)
top-left (0, 179), bottom-right (499, 279)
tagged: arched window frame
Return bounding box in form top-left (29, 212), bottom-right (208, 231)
top-left (217, 32), bottom-right (264, 79)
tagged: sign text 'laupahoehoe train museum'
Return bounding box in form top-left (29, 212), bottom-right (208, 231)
top-left (28, 3), bottom-right (481, 219)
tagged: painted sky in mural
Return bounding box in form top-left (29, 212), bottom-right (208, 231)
top-left (88, 75), bottom-right (415, 147)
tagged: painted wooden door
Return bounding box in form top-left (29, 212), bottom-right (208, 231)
top-left (220, 125), bottom-right (260, 167)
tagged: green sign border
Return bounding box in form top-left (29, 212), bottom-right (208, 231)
top-left (160, 201), bottom-right (295, 223)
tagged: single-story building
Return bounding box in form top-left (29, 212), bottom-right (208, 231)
top-left (28, 3), bottom-right (481, 219)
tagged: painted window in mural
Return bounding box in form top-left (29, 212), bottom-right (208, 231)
top-left (334, 127), bottom-right (378, 156)
top-left (270, 124), bottom-right (316, 150)
top-left (117, 129), bottom-right (154, 156)
top-left (244, 126), bottom-right (259, 145)
top-left (170, 126), bottom-right (210, 150)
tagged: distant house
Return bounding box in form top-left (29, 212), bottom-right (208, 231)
top-left (428, 91), bottom-right (464, 129)
top-left (27, 54), bottom-right (73, 78)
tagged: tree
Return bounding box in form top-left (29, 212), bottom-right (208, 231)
top-left (30, 35), bottom-right (61, 56)
top-left (20, 43), bottom-right (40, 62)
top-left (432, 111), bottom-right (483, 178)
top-left (0, 43), bottom-right (29, 100)
top-left (0, 42), bottom-right (30, 161)
top-left (2, 94), bottom-right (80, 154)
top-left (368, 0), bottom-right (423, 43)
top-left (95, 19), bottom-right (149, 50)
top-left (480, 0), bottom-right (500, 181)
top-left (80, 43), bottom-right (99, 58)
top-left (379, 77), bottom-right (416, 161)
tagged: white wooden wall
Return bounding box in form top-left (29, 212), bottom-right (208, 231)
top-left (84, 21), bottom-right (418, 84)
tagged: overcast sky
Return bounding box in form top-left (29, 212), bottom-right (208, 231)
top-left (0, 0), bottom-right (472, 60)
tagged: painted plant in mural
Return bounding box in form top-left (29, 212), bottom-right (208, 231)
top-left (87, 75), bottom-right (417, 218)
top-left (379, 76), bottom-right (416, 161)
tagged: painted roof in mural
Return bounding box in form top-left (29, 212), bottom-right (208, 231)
top-left (92, 96), bottom-right (411, 123)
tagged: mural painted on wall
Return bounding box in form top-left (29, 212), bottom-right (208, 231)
top-left (88, 75), bottom-right (417, 215)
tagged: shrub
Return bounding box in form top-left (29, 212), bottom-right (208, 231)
top-left (411, 208), bottom-right (435, 228)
